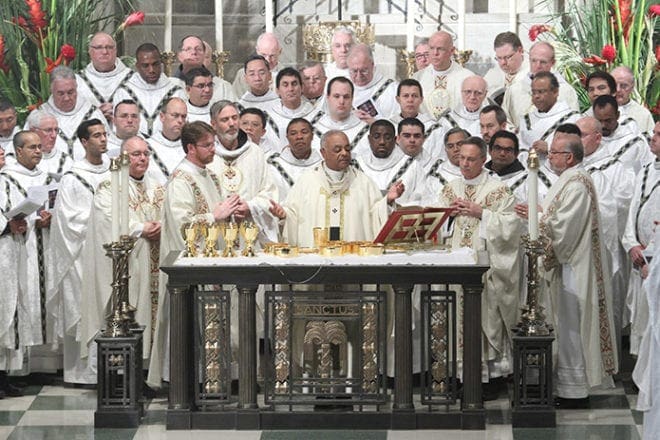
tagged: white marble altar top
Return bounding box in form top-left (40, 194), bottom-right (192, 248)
top-left (174, 247), bottom-right (477, 267)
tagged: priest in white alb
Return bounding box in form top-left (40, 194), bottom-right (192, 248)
top-left (81, 136), bottom-right (164, 376)
top-left (145, 97), bottom-right (187, 184)
top-left (46, 119), bottom-right (109, 385)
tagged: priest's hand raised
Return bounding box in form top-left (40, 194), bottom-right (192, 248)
top-left (142, 221), bottom-right (161, 241)
top-left (269, 199), bottom-right (286, 220)
top-left (36, 210), bottom-right (52, 229)
top-left (213, 194), bottom-right (241, 221)
top-left (386, 180), bottom-right (405, 205)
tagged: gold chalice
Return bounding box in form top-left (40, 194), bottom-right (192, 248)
top-left (182, 222), bottom-right (200, 257)
top-left (240, 221), bottom-right (259, 257)
top-left (222, 221), bottom-right (239, 257)
top-left (313, 227), bottom-right (329, 248)
top-left (204, 222), bottom-right (221, 257)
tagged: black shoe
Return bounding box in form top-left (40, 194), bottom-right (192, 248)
top-left (3, 383), bottom-right (24, 398)
top-left (554, 397), bottom-right (589, 409)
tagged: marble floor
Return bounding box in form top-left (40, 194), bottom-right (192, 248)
top-left (0, 373), bottom-right (645, 440)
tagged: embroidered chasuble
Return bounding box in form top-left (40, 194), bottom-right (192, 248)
top-left (539, 167), bottom-right (618, 391)
top-left (282, 163), bottom-right (389, 247)
top-left (438, 170), bottom-right (521, 380)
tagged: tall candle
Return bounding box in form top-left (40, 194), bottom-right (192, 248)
top-left (120, 152), bottom-right (130, 237)
top-left (110, 158), bottom-right (120, 242)
top-left (265, 0), bottom-right (274, 33)
top-left (406, 0), bottom-right (415, 52)
top-left (457, 0), bottom-right (466, 50)
top-left (527, 149), bottom-right (539, 240)
top-left (164, 0), bottom-right (172, 52)
top-left (215, 0), bottom-right (223, 50)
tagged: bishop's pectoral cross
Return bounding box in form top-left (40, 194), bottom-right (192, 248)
top-left (325, 189), bottom-right (345, 241)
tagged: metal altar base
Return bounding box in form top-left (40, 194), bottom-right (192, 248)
top-left (166, 409), bottom-right (484, 430)
top-left (94, 327), bottom-right (145, 428)
top-left (511, 333), bottom-right (555, 428)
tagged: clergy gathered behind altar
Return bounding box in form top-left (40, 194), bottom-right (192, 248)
top-left (0, 10), bottom-right (658, 437)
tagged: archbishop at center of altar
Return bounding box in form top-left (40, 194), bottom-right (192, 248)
top-left (268, 130), bottom-right (405, 245)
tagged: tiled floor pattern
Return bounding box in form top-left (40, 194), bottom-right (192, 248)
top-left (0, 376), bottom-right (645, 440)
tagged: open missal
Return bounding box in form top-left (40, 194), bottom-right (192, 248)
top-left (373, 206), bottom-right (452, 244)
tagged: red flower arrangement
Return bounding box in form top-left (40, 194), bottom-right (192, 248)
top-left (60, 44), bottom-right (75, 63)
top-left (601, 45), bottom-right (616, 63)
top-left (582, 55), bottom-right (608, 66)
top-left (649, 4), bottom-right (660, 17)
top-left (26, 0), bottom-right (47, 32)
top-left (116, 11), bottom-right (145, 33)
top-left (528, 24), bottom-right (552, 42)
top-left (0, 35), bottom-right (9, 74)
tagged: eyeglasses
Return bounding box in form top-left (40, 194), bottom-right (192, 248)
top-left (414, 52), bottom-right (429, 60)
top-left (494, 53), bottom-right (516, 63)
top-left (303, 76), bottom-right (325, 83)
top-left (129, 151), bottom-right (152, 158)
top-left (90, 45), bottom-right (116, 51)
top-left (461, 89), bottom-right (485, 97)
top-left (35, 127), bottom-right (59, 134)
top-left (492, 144), bottom-right (516, 153)
top-left (191, 82), bottom-right (214, 90)
top-left (349, 68), bottom-right (370, 76)
top-left (194, 141), bottom-right (215, 149)
top-left (548, 150), bottom-right (571, 156)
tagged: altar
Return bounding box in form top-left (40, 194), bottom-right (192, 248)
top-left (161, 248), bottom-right (489, 430)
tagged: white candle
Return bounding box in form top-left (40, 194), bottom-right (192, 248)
top-left (406, 0), bottom-right (415, 52)
top-left (528, 166), bottom-right (539, 240)
top-left (120, 152), bottom-right (130, 237)
top-left (265, 0), bottom-right (274, 33)
top-left (164, 0), bottom-right (172, 52)
top-left (111, 159), bottom-right (120, 242)
top-left (215, 0), bottom-right (223, 50)
top-left (509, 0), bottom-right (517, 33)
top-left (457, 0), bottom-right (466, 50)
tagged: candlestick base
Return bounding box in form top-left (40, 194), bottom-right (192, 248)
top-left (102, 236), bottom-right (139, 337)
top-left (517, 234), bottom-right (552, 336)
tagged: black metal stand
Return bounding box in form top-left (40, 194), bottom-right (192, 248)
top-left (94, 327), bottom-right (145, 428)
top-left (511, 333), bottom-right (556, 427)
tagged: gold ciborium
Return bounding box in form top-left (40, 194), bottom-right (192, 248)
top-left (204, 222), bottom-right (221, 257)
top-left (221, 221), bottom-right (239, 257)
top-left (182, 222), bottom-right (200, 257)
top-left (240, 221), bottom-right (259, 257)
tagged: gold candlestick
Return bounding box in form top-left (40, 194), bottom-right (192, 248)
top-left (160, 51), bottom-right (177, 77)
top-left (518, 234), bottom-right (551, 336)
top-left (212, 50), bottom-right (230, 79)
top-left (399, 49), bottom-right (416, 79)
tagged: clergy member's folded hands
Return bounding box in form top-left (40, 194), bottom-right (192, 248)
top-left (628, 245), bottom-right (646, 268)
top-left (213, 194), bottom-right (241, 222)
top-left (35, 210), bottom-right (52, 229)
top-left (142, 221), bottom-right (161, 241)
top-left (451, 197), bottom-right (482, 219)
top-left (233, 198), bottom-right (251, 221)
